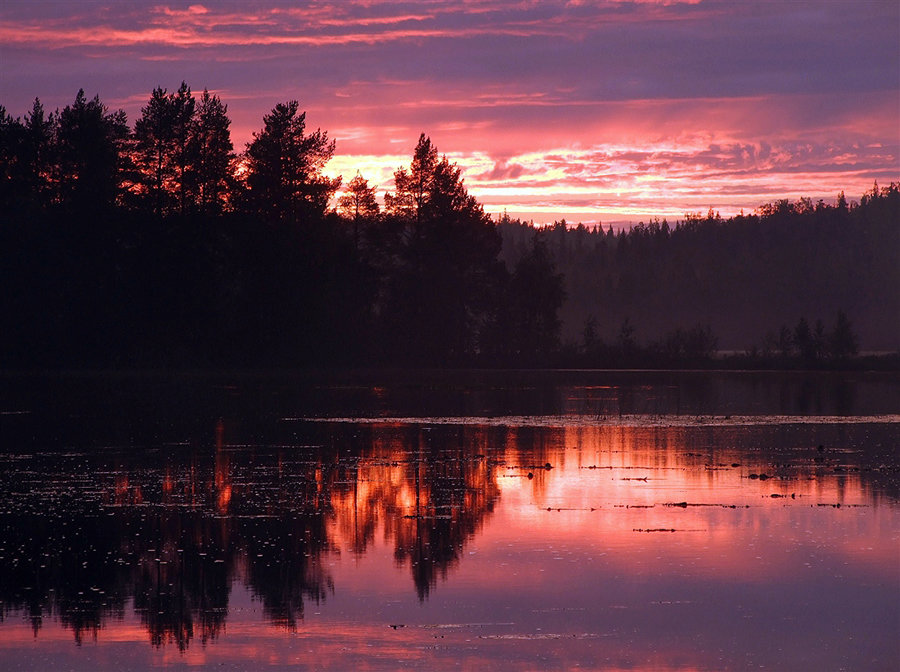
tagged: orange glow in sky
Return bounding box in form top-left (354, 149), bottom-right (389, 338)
top-left (1, 1), bottom-right (898, 224)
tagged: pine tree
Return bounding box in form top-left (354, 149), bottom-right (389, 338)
top-left (133, 83), bottom-right (195, 215)
top-left (22, 98), bottom-right (56, 207)
top-left (381, 134), bottom-right (502, 362)
top-left (190, 89), bottom-right (233, 215)
top-left (243, 101), bottom-right (339, 224)
top-left (0, 106), bottom-right (25, 212)
top-left (338, 172), bottom-right (380, 249)
top-left (56, 90), bottom-right (128, 210)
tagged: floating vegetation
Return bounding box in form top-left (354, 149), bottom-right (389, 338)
top-left (664, 502), bottom-right (752, 509)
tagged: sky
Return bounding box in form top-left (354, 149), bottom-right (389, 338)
top-left (1, 0), bottom-right (898, 225)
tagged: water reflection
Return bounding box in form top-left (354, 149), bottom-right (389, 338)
top-left (0, 373), bottom-right (897, 670)
top-left (0, 420), bottom-right (508, 647)
top-left (337, 424), bottom-right (501, 600)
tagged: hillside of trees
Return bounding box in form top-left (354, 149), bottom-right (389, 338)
top-left (498, 184), bottom-right (899, 360)
top-left (1, 85), bottom-right (897, 370)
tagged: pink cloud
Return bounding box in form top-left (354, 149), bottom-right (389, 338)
top-left (0, 1), bottom-right (729, 51)
top-left (1, 1), bottom-right (895, 224)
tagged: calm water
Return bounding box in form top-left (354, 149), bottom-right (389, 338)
top-left (0, 371), bottom-right (898, 671)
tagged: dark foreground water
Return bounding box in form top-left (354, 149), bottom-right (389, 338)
top-left (0, 370), bottom-right (898, 671)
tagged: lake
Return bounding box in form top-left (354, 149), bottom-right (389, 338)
top-left (0, 370), bottom-right (898, 670)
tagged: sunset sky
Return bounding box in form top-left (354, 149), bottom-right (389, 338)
top-left (2, 0), bottom-right (898, 224)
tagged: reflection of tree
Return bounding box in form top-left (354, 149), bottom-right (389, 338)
top-left (397, 444), bottom-right (498, 601)
top-left (1, 410), bottom-right (896, 651)
top-left (0, 418), bottom-right (500, 643)
top-left (130, 511), bottom-right (231, 649)
top-left (134, 548), bottom-right (194, 650)
top-left (238, 515), bottom-right (332, 630)
top-left (206, 424), bottom-right (336, 631)
top-left (0, 442), bottom-right (238, 649)
top-left (0, 503), bottom-right (130, 645)
top-left (327, 424), bottom-right (501, 600)
top-left (779, 373), bottom-right (858, 416)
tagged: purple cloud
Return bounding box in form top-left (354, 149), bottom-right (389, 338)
top-left (1, 0), bottom-right (896, 222)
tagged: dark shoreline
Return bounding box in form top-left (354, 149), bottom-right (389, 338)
top-left (2, 353), bottom-right (898, 378)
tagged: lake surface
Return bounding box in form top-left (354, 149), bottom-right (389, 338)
top-left (0, 370), bottom-right (898, 670)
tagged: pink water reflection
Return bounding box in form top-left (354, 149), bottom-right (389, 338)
top-left (0, 419), bottom-right (897, 670)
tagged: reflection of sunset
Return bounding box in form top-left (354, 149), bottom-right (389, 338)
top-left (215, 420), bottom-right (232, 514)
top-left (0, 417), bottom-right (896, 669)
top-left (0, 615), bottom-right (732, 671)
top-left (325, 425), bottom-right (500, 599)
top-left (487, 424), bottom-right (895, 581)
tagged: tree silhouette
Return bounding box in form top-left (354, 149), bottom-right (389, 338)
top-left (777, 325), bottom-right (794, 359)
top-left (618, 318), bottom-right (638, 360)
top-left (243, 100), bottom-right (340, 224)
top-left (1, 82), bottom-right (898, 369)
top-left (21, 98), bottom-right (56, 208)
top-left (381, 134), bottom-right (503, 363)
top-left (0, 106), bottom-right (25, 211)
top-left (338, 172), bottom-right (380, 249)
top-left (385, 132), bottom-right (437, 224)
top-left (56, 90), bottom-right (128, 210)
top-left (189, 89), bottom-right (234, 216)
top-left (793, 317), bottom-right (816, 363)
top-left (133, 83), bottom-right (196, 215)
top-left (338, 172), bottom-right (379, 220)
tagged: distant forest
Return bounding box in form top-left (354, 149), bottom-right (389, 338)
top-left (1, 85), bottom-right (897, 369)
top-left (499, 190), bottom-right (900, 362)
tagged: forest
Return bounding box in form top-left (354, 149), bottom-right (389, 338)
top-left (499, 186), bottom-right (899, 367)
top-left (1, 85), bottom-right (897, 370)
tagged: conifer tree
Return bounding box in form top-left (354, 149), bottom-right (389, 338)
top-left (22, 98), bottom-right (56, 207)
top-left (56, 90), bottom-right (128, 210)
top-left (133, 82), bottom-right (195, 215)
top-left (243, 100), bottom-right (339, 224)
top-left (190, 89), bottom-right (233, 215)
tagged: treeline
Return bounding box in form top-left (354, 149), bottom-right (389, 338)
top-left (499, 183), bottom-right (899, 365)
top-left (2, 85), bottom-right (897, 370)
top-left (559, 311), bottom-right (867, 370)
top-left (0, 86), bottom-right (563, 368)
